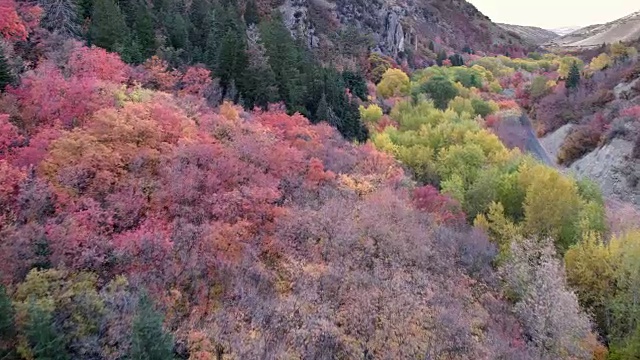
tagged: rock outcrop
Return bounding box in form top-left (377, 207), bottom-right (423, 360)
top-left (570, 139), bottom-right (640, 206)
top-left (277, 0), bottom-right (529, 61)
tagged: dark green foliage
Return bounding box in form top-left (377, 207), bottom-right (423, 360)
top-left (131, 2), bottom-right (156, 60)
top-left (0, 47), bottom-right (13, 92)
top-left (26, 302), bottom-right (69, 360)
top-left (0, 286), bottom-right (15, 357)
top-left (566, 61), bottom-right (581, 89)
top-left (244, 0), bottom-right (260, 25)
top-left (130, 294), bottom-right (174, 360)
top-left (165, 12), bottom-right (190, 51)
top-left (243, 24), bottom-right (278, 109)
top-left (448, 54), bottom-right (464, 67)
top-left (421, 75), bottom-right (458, 110)
top-left (89, 0), bottom-right (130, 53)
top-left (206, 5), bottom-right (248, 100)
top-left (260, 15), bottom-right (306, 108)
top-left (342, 71), bottom-right (368, 101)
top-left (428, 41), bottom-right (435, 52)
top-left (187, 0), bottom-right (212, 62)
top-left (436, 50), bottom-right (447, 66)
top-left (462, 45), bottom-right (473, 54)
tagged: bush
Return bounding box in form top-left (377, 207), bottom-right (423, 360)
top-left (421, 75), bottom-right (458, 110)
top-left (557, 126), bottom-right (601, 165)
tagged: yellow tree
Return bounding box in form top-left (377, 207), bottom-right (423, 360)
top-left (589, 53), bottom-right (612, 72)
top-left (519, 163), bottom-right (581, 252)
top-left (376, 68), bottom-right (410, 99)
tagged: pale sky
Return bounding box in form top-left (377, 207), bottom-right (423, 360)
top-left (467, 0), bottom-right (640, 29)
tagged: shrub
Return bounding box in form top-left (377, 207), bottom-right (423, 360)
top-left (557, 126), bottom-right (601, 165)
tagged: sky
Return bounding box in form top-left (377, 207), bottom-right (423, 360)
top-left (467, 0), bottom-right (639, 29)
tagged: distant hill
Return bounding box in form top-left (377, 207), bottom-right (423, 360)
top-left (548, 10), bottom-right (640, 47)
top-left (550, 26), bottom-right (582, 36)
top-left (498, 23), bottom-right (559, 44)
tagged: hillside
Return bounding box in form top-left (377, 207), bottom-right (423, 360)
top-left (548, 10), bottom-right (640, 47)
top-left (498, 23), bottom-right (559, 44)
top-left (550, 26), bottom-right (582, 36)
top-left (278, 0), bottom-right (530, 63)
top-left (5, 0), bottom-right (640, 359)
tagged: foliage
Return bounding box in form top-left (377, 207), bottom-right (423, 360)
top-left (501, 237), bottom-right (594, 358)
top-left (130, 293), bottom-right (174, 360)
top-left (376, 68), bottom-right (410, 98)
top-left (566, 61), bottom-right (581, 89)
top-left (420, 75), bottom-right (458, 110)
top-left (0, 46), bottom-right (13, 91)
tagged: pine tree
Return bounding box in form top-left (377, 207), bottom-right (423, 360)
top-left (165, 12), bottom-right (190, 50)
top-left (26, 301), bottom-right (68, 360)
top-left (342, 71), bottom-right (368, 101)
top-left (244, 0), bottom-right (260, 26)
top-left (0, 47), bottom-right (13, 92)
top-left (566, 61), bottom-right (581, 90)
top-left (89, 0), bottom-right (130, 53)
top-left (132, 1), bottom-right (156, 59)
top-left (428, 41), bottom-right (435, 52)
top-left (315, 93), bottom-right (331, 124)
top-left (130, 294), bottom-right (174, 360)
top-left (448, 54), bottom-right (464, 67)
top-left (0, 285), bottom-right (15, 357)
top-left (436, 50), bottom-right (447, 66)
top-left (244, 24), bottom-right (277, 108)
top-left (188, 0), bottom-right (213, 61)
top-left (260, 15), bottom-right (305, 108)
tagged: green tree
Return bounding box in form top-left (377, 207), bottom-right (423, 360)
top-left (132, 1), bottom-right (156, 59)
top-left (130, 293), bottom-right (174, 360)
top-left (376, 68), bottom-right (410, 98)
top-left (342, 71), bottom-right (368, 101)
top-left (566, 61), bottom-right (581, 90)
top-left (421, 75), bottom-right (458, 110)
top-left (0, 47), bottom-right (13, 92)
top-left (436, 50), bottom-right (447, 66)
top-left (26, 301), bottom-right (68, 360)
top-left (448, 54), bottom-right (464, 66)
top-left (0, 285), bottom-right (15, 357)
top-left (243, 24), bottom-right (277, 109)
top-left (260, 15), bottom-right (305, 108)
top-left (89, 0), bottom-right (130, 53)
top-left (244, 0), bottom-right (260, 25)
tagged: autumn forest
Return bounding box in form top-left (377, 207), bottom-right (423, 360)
top-left (1, 0), bottom-right (640, 359)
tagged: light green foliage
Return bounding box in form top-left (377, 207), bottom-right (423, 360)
top-left (13, 269), bottom-right (105, 358)
top-left (470, 98), bottom-right (498, 117)
top-left (359, 104), bottom-right (383, 123)
top-left (376, 68), bottom-right (410, 98)
top-left (519, 163), bottom-right (582, 253)
top-left (558, 56), bottom-right (584, 78)
top-left (529, 75), bottom-right (551, 99)
top-left (448, 96), bottom-right (475, 116)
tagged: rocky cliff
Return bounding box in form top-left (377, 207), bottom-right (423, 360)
top-left (275, 0), bottom-right (529, 61)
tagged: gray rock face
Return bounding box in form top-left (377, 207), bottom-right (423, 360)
top-left (380, 8), bottom-right (405, 57)
top-left (570, 139), bottom-right (640, 206)
top-left (540, 124), bottom-right (574, 162)
top-left (279, 0), bottom-right (320, 48)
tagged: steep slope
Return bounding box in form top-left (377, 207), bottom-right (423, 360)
top-left (550, 26), bottom-right (582, 36)
top-left (278, 0), bottom-right (530, 60)
top-left (498, 23), bottom-right (559, 44)
top-left (548, 10), bottom-right (640, 47)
